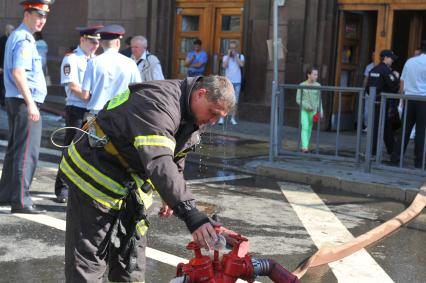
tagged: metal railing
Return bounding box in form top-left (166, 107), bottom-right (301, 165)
top-left (268, 85), bottom-right (426, 176)
top-left (269, 84), bottom-right (365, 162)
top-left (375, 92), bottom-right (426, 175)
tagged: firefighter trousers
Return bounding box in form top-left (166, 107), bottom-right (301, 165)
top-left (65, 186), bottom-right (147, 283)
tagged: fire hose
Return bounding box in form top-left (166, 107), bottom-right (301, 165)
top-left (171, 184), bottom-right (426, 282)
top-left (292, 183), bottom-right (426, 278)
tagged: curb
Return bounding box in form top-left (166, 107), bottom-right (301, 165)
top-left (255, 161), bottom-right (420, 204)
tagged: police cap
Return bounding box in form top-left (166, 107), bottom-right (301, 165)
top-left (20, 0), bottom-right (54, 16)
top-left (380, 50), bottom-right (398, 60)
top-left (76, 26), bottom-right (102, 41)
top-left (96, 24), bottom-right (125, 40)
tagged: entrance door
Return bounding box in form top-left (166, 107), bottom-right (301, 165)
top-left (392, 11), bottom-right (426, 73)
top-left (173, 7), bottom-right (211, 79)
top-left (172, 1), bottom-right (244, 79)
top-left (333, 11), bottom-right (377, 130)
top-left (213, 7), bottom-right (244, 75)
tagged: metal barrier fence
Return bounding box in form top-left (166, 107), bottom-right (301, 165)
top-left (269, 84), bottom-right (365, 162)
top-left (375, 92), bottom-right (426, 175)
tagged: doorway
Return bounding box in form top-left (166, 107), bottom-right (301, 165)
top-left (391, 10), bottom-right (426, 73)
top-left (333, 10), bottom-right (377, 130)
top-left (172, 0), bottom-right (244, 79)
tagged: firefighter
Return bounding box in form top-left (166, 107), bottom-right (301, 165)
top-left (365, 49), bottom-right (400, 156)
top-left (61, 76), bottom-right (235, 282)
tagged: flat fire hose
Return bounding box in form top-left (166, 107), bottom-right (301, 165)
top-left (293, 183), bottom-right (426, 279)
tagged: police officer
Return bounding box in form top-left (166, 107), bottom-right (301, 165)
top-left (81, 24), bottom-right (141, 114)
top-left (53, 26), bottom-right (101, 203)
top-left (0, 0), bottom-right (53, 214)
top-left (365, 49), bottom-right (400, 156)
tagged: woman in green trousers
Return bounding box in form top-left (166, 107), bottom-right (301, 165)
top-left (296, 67), bottom-right (323, 152)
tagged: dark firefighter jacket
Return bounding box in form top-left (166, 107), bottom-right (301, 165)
top-left (96, 76), bottom-right (209, 232)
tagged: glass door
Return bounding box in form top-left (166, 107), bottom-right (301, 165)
top-left (212, 7), bottom-right (244, 75)
top-left (173, 7), bottom-right (211, 79)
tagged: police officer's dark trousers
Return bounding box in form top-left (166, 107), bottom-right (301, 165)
top-left (392, 100), bottom-right (426, 167)
top-left (0, 98), bottom-right (41, 208)
top-left (62, 136), bottom-right (147, 283)
top-left (54, 105), bottom-right (87, 198)
top-left (372, 102), bottom-right (397, 155)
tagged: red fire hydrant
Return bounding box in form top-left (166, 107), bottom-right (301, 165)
top-left (172, 228), bottom-right (300, 283)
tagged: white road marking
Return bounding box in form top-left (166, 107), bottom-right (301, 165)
top-left (13, 213), bottom-right (66, 230)
top-left (187, 175), bottom-right (252, 185)
top-left (279, 182), bottom-right (394, 283)
top-left (32, 193), bottom-right (56, 200)
top-left (0, 153), bottom-right (59, 170)
top-left (0, 140), bottom-right (62, 157)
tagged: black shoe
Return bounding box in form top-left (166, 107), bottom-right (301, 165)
top-left (11, 205), bottom-right (46, 214)
top-left (55, 195), bottom-right (67, 203)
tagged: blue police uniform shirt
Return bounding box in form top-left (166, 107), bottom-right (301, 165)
top-left (186, 50), bottom-right (208, 76)
top-left (61, 46), bottom-right (93, 108)
top-left (82, 48), bottom-right (141, 113)
top-left (3, 23), bottom-right (47, 103)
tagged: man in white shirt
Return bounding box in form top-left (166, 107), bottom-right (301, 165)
top-left (219, 41), bottom-right (244, 125)
top-left (391, 41), bottom-right (426, 168)
top-left (131, 35), bottom-right (164, 82)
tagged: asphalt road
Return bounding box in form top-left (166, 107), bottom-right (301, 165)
top-left (0, 146), bottom-right (425, 283)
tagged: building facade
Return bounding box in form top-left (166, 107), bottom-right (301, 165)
top-left (0, 0), bottom-right (424, 127)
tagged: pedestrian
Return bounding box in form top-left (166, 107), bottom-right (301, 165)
top-left (34, 31), bottom-right (48, 76)
top-left (365, 49), bottom-right (400, 156)
top-left (0, 0), bottom-right (53, 214)
top-left (296, 67), bottom-right (323, 153)
top-left (81, 24), bottom-right (141, 114)
top-left (362, 51), bottom-right (375, 132)
top-left (0, 24), bottom-right (15, 107)
top-left (218, 40), bottom-right (244, 125)
top-left (184, 38), bottom-right (208, 77)
top-left (391, 42), bottom-right (426, 168)
top-left (130, 35), bottom-right (165, 82)
top-left (61, 76), bottom-right (235, 282)
top-left (53, 26), bottom-right (101, 203)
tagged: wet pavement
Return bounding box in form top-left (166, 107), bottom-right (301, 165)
top-left (0, 153), bottom-right (425, 282)
top-left (0, 110), bottom-right (425, 282)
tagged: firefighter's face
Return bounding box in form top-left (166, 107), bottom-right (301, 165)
top-left (191, 89), bottom-right (228, 126)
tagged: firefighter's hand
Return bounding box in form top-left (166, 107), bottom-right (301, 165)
top-left (192, 222), bottom-right (218, 250)
top-left (158, 202), bottom-right (173, 218)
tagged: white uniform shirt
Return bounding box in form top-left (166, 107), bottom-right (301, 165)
top-left (401, 54), bottom-right (426, 96)
top-left (61, 46), bottom-right (92, 108)
top-left (222, 54), bottom-right (244, 84)
top-left (82, 48), bottom-right (141, 113)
